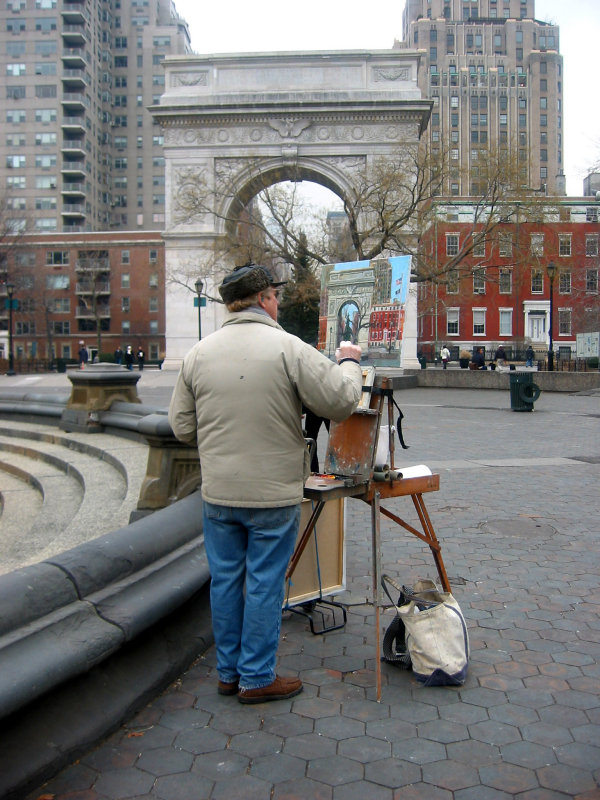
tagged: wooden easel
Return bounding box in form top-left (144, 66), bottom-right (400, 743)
top-left (288, 373), bottom-right (451, 700)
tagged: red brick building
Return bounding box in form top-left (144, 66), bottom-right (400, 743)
top-left (417, 199), bottom-right (600, 362)
top-left (1, 231), bottom-right (165, 365)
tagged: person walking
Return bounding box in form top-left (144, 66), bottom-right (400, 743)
top-left (525, 345), bottom-right (535, 368)
top-left (114, 345), bottom-right (123, 365)
top-left (494, 344), bottom-right (507, 370)
top-left (124, 345), bottom-right (134, 370)
top-left (78, 341), bottom-right (89, 369)
top-left (137, 346), bottom-right (145, 371)
top-left (168, 264), bottom-right (363, 704)
top-left (440, 345), bottom-right (450, 369)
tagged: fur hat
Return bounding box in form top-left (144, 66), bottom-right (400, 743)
top-left (218, 264), bottom-right (286, 304)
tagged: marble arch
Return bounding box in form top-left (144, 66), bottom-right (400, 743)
top-left (151, 50), bottom-right (431, 366)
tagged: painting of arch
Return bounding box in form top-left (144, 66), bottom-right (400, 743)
top-left (318, 256), bottom-right (411, 368)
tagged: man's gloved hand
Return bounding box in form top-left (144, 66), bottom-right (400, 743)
top-left (335, 340), bottom-right (362, 363)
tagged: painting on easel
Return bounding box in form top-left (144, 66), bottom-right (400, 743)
top-left (317, 256), bottom-right (412, 368)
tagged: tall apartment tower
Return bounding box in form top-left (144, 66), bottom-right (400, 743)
top-left (396, 0), bottom-right (565, 195)
top-left (1, 0), bottom-right (191, 233)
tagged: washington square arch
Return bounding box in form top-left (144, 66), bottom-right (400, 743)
top-left (150, 50), bottom-right (431, 367)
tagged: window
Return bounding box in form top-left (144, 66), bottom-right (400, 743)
top-left (149, 249), bottom-right (158, 263)
top-left (53, 298), bottom-right (70, 313)
top-left (540, 114), bottom-right (547, 127)
top-left (587, 269), bottom-right (598, 293)
top-left (35, 175), bottom-right (57, 189)
top-left (7, 85), bottom-right (26, 99)
top-left (35, 197), bottom-right (56, 210)
top-left (446, 234), bottom-right (459, 256)
top-left (472, 235), bottom-right (485, 258)
top-left (121, 249), bottom-right (130, 264)
top-left (585, 207), bottom-right (598, 222)
top-left (6, 110), bottom-right (26, 124)
top-left (149, 320), bottom-right (159, 334)
top-left (6, 63), bottom-right (26, 76)
top-left (35, 109), bottom-right (56, 123)
top-left (46, 250), bottom-right (69, 265)
top-left (6, 134), bottom-right (25, 147)
top-left (558, 234), bottom-right (571, 257)
top-left (122, 297), bottom-right (130, 313)
top-left (7, 197), bottom-right (26, 210)
top-left (586, 235), bottom-right (598, 256)
top-left (35, 155), bottom-right (56, 168)
top-left (46, 274), bottom-right (69, 289)
top-left (122, 321), bottom-right (130, 334)
top-left (16, 322), bottom-right (36, 335)
top-left (35, 218), bottom-right (57, 230)
top-left (559, 271), bottom-right (571, 294)
top-left (7, 19), bottom-right (26, 33)
top-left (148, 272), bottom-right (159, 289)
top-left (35, 132), bottom-right (56, 146)
top-left (447, 309), bottom-right (459, 335)
top-left (530, 234), bottom-right (544, 255)
top-left (52, 321), bottom-right (70, 335)
top-left (473, 269), bottom-right (485, 294)
top-left (121, 273), bottom-right (130, 289)
top-left (6, 155), bottom-right (26, 168)
top-left (499, 309), bottom-right (512, 336)
top-left (473, 309), bottom-right (486, 335)
top-left (6, 176), bottom-right (26, 189)
top-left (558, 308), bottom-right (571, 335)
top-left (531, 269), bottom-right (543, 293)
top-left (149, 296), bottom-right (158, 312)
top-left (499, 233), bottom-right (512, 257)
top-left (499, 268), bottom-right (512, 293)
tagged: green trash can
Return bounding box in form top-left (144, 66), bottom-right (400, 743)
top-left (509, 372), bottom-right (541, 412)
top-left (56, 358), bottom-right (66, 373)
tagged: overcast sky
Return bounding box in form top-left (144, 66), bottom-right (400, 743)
top-left (172, 0), bottom-right (600, 198)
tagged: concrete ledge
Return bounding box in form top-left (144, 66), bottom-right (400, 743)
top-left (405, 368), bottom-right (600, 393)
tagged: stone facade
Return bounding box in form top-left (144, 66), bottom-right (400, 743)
top-left (151, 50), bottom-right (430, 366)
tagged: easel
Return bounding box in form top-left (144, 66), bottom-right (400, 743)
top-left (287, 373), bottom-right (451, 701)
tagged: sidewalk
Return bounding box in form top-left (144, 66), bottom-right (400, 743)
top-left (14, 378), bottom-right (600, 799)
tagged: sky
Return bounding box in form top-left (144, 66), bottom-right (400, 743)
top-left (172, 0), bottom-right (600, 199)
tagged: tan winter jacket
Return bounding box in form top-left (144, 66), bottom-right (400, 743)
top-left (168, 310), bottom-right (363, 507)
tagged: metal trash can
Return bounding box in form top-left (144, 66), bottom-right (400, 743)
top-left (56, 358), bottom-right (67, 373)
top-left (509, 372), bottom-right (541, 412)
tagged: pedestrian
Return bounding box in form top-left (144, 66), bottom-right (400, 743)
top-left (78, 341), bottom-right (89, 369)
top-left (114, 345), bottom-right (123, 365)
top-left (525, 345), bottom-right (535, 368)
top-left (494, 344), bottom-right (507, 369)
top-left (137, 346), bottom-right (145, 371)
top-left (168, 264), bottom-right (363, 704)
top-left (472, 347), bottom-right (485, 369)
top-left (124, 345), bottom-right (134, 370)
top-left (440, 344), bottom-right (450, 369)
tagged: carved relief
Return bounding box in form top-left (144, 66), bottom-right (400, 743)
top-left (268, 118), bottom-right (312, 138)
top-left (171, 71), bottom-right (209, 87)
top-left (373, 67), bottom-right (410, 82)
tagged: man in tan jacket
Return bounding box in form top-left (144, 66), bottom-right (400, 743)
top-left (169, 264), bottom-right (362, 704)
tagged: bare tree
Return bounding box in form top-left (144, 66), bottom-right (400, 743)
top-left (75, 249), bottom-right (110, 356)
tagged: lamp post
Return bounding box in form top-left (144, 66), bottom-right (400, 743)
top-left (194, 278), bottom-right (204, 341)
top-left (6, 283), bottom-right (15, 376)
top-left (546, 261), bottom-right (556, 372)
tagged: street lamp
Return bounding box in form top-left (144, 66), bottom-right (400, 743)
top-left (194, 278), bottom-right (204, 341)
top-left (6, 283), bottom-right (15, 376)
top-left (546, 261), bottom-right (556, 372)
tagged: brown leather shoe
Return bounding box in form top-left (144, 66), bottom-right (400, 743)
top-left (217, 679), bottom-right (239, 696)
top-left (238, 675), bottom-right (303, 704)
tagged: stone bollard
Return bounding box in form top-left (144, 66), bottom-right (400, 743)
top-left (60, 363), bottom-right (141, 433)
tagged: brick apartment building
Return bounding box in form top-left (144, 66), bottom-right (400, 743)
top-left (417, 198), bottom-right (600, 361)
top-left (0, 230), bottom-right (165, 364)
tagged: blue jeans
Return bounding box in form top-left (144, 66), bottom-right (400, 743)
top-left (202, 501), bottom-right (301, 690)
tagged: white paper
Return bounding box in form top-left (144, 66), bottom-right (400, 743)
top-left (395, 464), bottom-right (432, 479)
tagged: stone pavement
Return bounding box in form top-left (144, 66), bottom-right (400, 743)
top-left (10, 372), bottom-right (600, 800)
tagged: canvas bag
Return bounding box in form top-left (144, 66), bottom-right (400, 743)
top-left (383, 577), bottom-right (470, 687)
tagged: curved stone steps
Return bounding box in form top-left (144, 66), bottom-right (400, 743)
top-left (0, 467), bottom-right (45, 566)
top-left (0, 422), bottom-right (149, 573)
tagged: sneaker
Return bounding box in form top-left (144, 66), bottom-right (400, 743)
top-left (238, 675), bottom-right (303, 705)
top-left (217, 679), bottom-right (239, 696)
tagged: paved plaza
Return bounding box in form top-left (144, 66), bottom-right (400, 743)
top-left (3, 370), bottom-right (598, 799)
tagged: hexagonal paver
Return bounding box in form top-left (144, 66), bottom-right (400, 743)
top-left (153, 770), bottom-right (214, 800)
top-left (366, 717), bottom-right (417, 743)
top-left (417, 719), bottom-right (469, 744)
top-left (468, 719), bottom-right (521, 746)
top-left (283, 732), bottom-right (337, 760)
top-left (393, 737), bottom-right (447, 765)
top-left (478, 763), bottom-right (538, 794)
top-left (339, 735), bottom-right (391, 762)
top-left (292, 696), bottom-right (340, 719)
top-left (521, 721), bottom-right (573, 748)
top-left (229, 730), bottom-right (283, 759)
top-left (454, 787), bottom-right (513, 800)
top-left (250, 751), bottom-right (306, 783)
top-left (94, 767), bottom-right (155, 798)
top-left (446, 739), bottom-right (501, 767)
top-left (459, 688), bottom-right (508, 708)
top-left (209, 773), bottom-right (274, 800)
top-left (393, 783), bottom-right (452, 800)
top-left (272, 777), bottom-right (332, 800)
top-left (174, 726), bottom-right (228, 755)
top-left (315, 715), bottom-right (365, 740)
top-left (537, 763), bottom-right (598, 796)
top-left (364, 757), bottom-right (420, 789)
top-left (500, 740), bottom-right (557, 769)
top-left (332, 779), bottom-right (392, 799)
top-left (422, 759), bottom-right (479, 792)
top-left (307, 755), bottom-right (363, 786)
top-left (554, 742), bottom-right (600, 770)
top-left (341, 699), bottom-right (390, 722)
top-left (192, 750), bottom-right (249, 780)
top-left (136, 745), bottom-right (194, 776)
